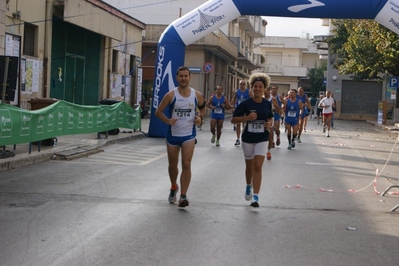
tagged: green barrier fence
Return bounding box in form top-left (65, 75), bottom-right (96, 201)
top-left (0, 100), bottom-right (141, 146)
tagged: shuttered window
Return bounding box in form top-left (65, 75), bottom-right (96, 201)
top-left (23, 23), bottom-right (36, 56)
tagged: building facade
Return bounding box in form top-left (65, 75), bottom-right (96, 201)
top-left (3, 0), bottom-right (145, 109)
top-left (253, 36), bottom-right (322, 95)
top-left (105, 0), bottom-right (266, 105)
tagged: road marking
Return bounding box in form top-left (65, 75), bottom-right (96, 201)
top-left (305, 162), bottom-right (331, 165)
top-left (62, 145), bottom-right (167, 165)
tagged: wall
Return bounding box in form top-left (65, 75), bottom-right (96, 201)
top-left (0, 0), bottom-right (5, 55)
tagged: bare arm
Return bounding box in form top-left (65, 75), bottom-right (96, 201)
top-left (305, 95), bottom-right (311, 108)
top-left (231, 111), bottom-right (256, 124)
top-left (272, 98), bottom-right (281, 114)
top-left (206, 96), bottom-right (214, 110)
top-left (299, 100), bottom-right (304, 116)
top-left (155, 91), bottom-right (176, 125)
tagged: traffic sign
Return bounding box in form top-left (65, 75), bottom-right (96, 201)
top-left (188, 67), bottom-right (201, 73)
top-left (203, 62), bottom-right (214, 73)
top-left (389, 76), bottom-right (399, 87)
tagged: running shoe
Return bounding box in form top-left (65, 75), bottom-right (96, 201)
top-left (276, 138), bottom-right (280, 146)
top-left (297, 138), bottom-right (302, 143)
top-left (178, 196), bottom-right (189, 207)
top-left (267, 152), bottom-right (271, 160)
top-left (216, 140), bottom-right (220, 147)
top-left (245, 185), bottom-right (252, 201)
top-left (323, 127), bottom-right (326, 133)
top-left (233, 125), bottom-right (236, 131)
top-left (271, 142), bottom-right (275, 148)
top-left (287, 144), bottom-right (292, 150)
top-left (327, 132), bottom-right (330, 137)
top-left (211, 135), bottom-right (215, 143)
top-left (291, 141), bottom-right (296, 148)
top-left (250, 195), bottom-right (259, 208)
top-left (235, 139), bottom-right (240, 146)
top-left (168, 184), bottom-right (179, 203)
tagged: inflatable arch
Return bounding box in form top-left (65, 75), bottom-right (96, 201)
top-left (149, 0), bottom-right (399, 137)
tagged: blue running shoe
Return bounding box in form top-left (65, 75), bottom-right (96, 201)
top-left (245, 185), bottom-right (252, 201)
top-left (250, 194), bottom-right (259, 208)
top-left (287, 144), bottom-right (292, 150)
top-left (291, 141), bottom-right (296, 148)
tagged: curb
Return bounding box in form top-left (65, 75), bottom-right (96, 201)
top-left (0, 131), bottom-right (147, 172)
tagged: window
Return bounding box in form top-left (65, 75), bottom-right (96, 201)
top-left (23, 23), bottom-right (37, 57)
top-left (112, 49), bottom-right (118, 73)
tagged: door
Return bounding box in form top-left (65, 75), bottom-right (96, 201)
top-left (65, 55), bottom-right (85, 104)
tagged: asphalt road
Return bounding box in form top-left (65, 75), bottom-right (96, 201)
top-left (0, 118), bottom-right (398, 266)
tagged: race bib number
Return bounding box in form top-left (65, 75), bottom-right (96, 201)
top-left (215, 108), bottom-right (223, 114)
top-left (248, 120), bottom-right (265, 133)
top-left (288, 111), bottom-right (296, 117)
top-left (175, 108), bottom-right (192, 119)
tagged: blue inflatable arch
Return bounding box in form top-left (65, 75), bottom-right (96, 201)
top-left (149, 0), bottom-right (399, 137)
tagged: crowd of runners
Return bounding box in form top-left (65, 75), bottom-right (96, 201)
top-left (205, 79), bottom-right (336, 156)
top-left (156, 67), bottom-right (335, 209)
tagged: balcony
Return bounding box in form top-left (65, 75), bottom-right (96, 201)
top-left (198, 30), bottom-right (237, 60)
top-left (255, 37), bottom-right (310, 50)
top-left (230, 36), bottom-right (261, 69)
top-left (236, 16), bottom-right (266, 38)
top-left (283, 66), bottom-right (308, 77)
top-left (261, 65), bottom-right (307, 77)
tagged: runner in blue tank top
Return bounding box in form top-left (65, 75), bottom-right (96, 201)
top-left (231, 80), bottom-right (252, 146)
top-left (295, 87), bottom-right (310, 143)
top-left (284, 89), bottom-right (303, 150)
top-left (206, 85), bottom-right (232, 146)
top-left (264, 86), bottom-right (281, 160)
top-left (271, 85), bottom-right (285, 148)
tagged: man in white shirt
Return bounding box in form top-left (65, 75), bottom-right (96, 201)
top-left (318, 90), bottom-right (335, 137)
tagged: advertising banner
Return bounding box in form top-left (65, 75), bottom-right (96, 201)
top-left (148, 0), bottom-right (399, 137)
top-left (0, 101), bottom-right (141, 146)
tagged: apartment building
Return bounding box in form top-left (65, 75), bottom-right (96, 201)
top-left (253, 36), bottom-right (323, 96)
top-left (3, 0), bottom-right (145, 109)
top-left (104, 0), bottom-right (265, 102)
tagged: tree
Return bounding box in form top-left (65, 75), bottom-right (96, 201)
top-left (307, 61), bottom-right (326, 96)
top-left (327, 19), bottom-right (399, 80)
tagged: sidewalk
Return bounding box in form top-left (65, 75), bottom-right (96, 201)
top-left (1, 117), bottom-right (398, 172)
top-left (0, 119), bottom-right (150, 172)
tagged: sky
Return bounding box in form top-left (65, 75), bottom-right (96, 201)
top-left (262, 17), bottom-right (330, 38)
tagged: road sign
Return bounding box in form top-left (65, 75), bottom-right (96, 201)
top-left (389, 76), bottom-right (399, 87)
top-left (188, 67), bottom-right (201, 73)
top-left (203, 62), bottom-right (214, 73)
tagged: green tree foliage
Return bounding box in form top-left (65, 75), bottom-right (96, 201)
top-left (307, 61), bottom-right (326, 96)
top-left (327, 19), bottom-right (399, 80)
